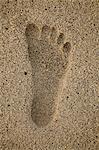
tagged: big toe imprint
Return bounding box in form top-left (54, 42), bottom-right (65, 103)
top-left (25, 23), bottom-right (71, 127)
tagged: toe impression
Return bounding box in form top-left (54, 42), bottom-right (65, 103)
top-left (63, 42), bottom-right (71, 58)
top-left (25, 23), bottom-right (39, 41)
top-left (41, 25), bottom-right (50, 40)
top-left (57, 33), bottom-right (65, 45)
top-left (50, 27), bottom-right (57, 43)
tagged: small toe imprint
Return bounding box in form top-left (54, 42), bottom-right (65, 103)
top-left (41, 25), bottom-right (50, 39)
top-left (63, 42), bottom-right (71, 58)
top-left (50, 27), bottom-right (57, 43)
top-left (57, 33), bottom-right (65, 45)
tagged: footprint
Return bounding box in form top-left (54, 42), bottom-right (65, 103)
top-left (25, 24), bottom-right (71, 127)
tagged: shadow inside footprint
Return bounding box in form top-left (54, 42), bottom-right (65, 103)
top-left (25, 23), bottom-right (71, 127)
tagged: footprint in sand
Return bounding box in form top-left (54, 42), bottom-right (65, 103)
top-left (25, 24), bottom-right (71, 127)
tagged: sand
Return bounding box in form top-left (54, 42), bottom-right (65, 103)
top-left (0, 0), bottom-right (99, 150)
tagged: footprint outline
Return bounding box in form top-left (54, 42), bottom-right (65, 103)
top-left (25, 23), bottom-right (71, 127)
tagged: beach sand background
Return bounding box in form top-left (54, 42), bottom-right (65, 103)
top-left (0, 0), bottom-right (99, 149)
